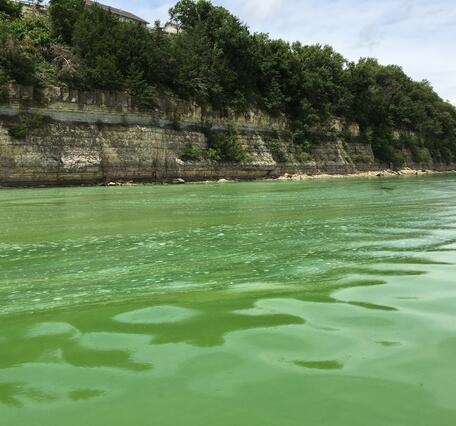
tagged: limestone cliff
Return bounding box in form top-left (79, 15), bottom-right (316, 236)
top-left (0, 86), bottom-right (450, 186)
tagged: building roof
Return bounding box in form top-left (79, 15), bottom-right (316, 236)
top-left (85, 1), bottom-right (149, 25)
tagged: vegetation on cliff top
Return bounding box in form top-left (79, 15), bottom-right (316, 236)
top-left (1, 0), bottom-right (456, 165)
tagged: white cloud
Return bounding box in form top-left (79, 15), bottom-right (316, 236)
top-left (235, 0), bottom-right (285, 21)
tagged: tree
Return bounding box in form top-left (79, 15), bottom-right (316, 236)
top-left (71, 3), bottom-right (123, 88)
top-left (169, 0), bottom-right (256, 109)
top-left (0, 0), bottom-right (21, 18)
top-left (48, 0), bottom-right (85, 44)
top-left (0, 11), bottom-right (39, 86)
top-left (251, 34), bottom-right (292, 114)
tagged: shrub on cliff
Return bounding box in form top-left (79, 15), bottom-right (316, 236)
top-left (181, 143), bottom-right (203, 161)
top-left (266, 138), bottom-right (288, 163)
top-left (181, 129), bottom-right (247, 163)
top-left (206, 125), bottom-right (247, 163)
top-left (7, 113), bottom-right (45, 139)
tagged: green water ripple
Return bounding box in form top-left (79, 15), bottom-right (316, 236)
top-left (1, 176), bottom-right (456, 425)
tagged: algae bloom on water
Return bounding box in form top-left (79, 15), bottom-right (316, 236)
top-left (1, 176), bottom-right (456, 425)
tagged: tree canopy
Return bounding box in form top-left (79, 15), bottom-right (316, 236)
top-left (1, 0), bottom-right (456, 164)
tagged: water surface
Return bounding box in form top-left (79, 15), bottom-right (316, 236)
top-left (1, 176), bottom-right (456, 425)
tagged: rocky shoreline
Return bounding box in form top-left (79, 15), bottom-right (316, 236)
top-left (275, 168), bottom-right (455, 181)
top-left (2, 168), bottom-right (455, 189)
top-left (97, 168), bottom-right (455, 187)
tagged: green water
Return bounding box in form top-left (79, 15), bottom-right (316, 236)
top-left (1, 177), bottom-right (456, 425)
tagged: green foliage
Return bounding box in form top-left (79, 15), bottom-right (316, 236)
top-left (0, 69), bottom-right (10, 102)
top-left (294, 145), bottom-right (312, 163)
top-left (206, 125), bottom-right (247, 162)
top-left (205, 147), bottom-right (220, 162)
top-left (1, 0), bottom-right (456, 164)
top-left (8, 113), bottom-right (45, 139)
top-left (9, 15), bottom-right (52, 48)
top-left (181, 126), bottom-right (247, 163)
top-left (0, 16), bottom-right (36, 85)
top-left (48, 0), bottom-right (85, 44)
top-left (347, 58), bottom-right (456, 164)
top-left (71, 5), bottom-right (173, 92)
top-left (291, 130), bottom-right (311, 152)
top-left (0, 10), bottom-right (56, 87)
top-left (127, 73), bottom-right (157, 110)
top-left (266, 138), bottom-right (287, 163)
top-left (169, 0), bottom-right (256, 109)
top-left (72, 4), bottom-right (123, 89)
top-left (382, 146), bottom-right (406, 168)
top-left (410, 146), bottom-right (431, 164)
top-left (181, 143), bottom-right (203, 161)
top-left (350, 152), bottom-right (372, 164)
top-left (0, 0), bottom-right (21, 18)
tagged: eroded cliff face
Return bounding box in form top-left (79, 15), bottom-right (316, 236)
top-left (0, 86), bottom-right (447, 186)
top-left (0, 121), bottom-right (378, 185)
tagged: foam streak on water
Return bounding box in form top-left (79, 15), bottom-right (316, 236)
top-left (1, 176), bottom-right (456, 425)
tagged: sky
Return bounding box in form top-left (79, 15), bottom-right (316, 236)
top-left (90, 0), bottom-right (456, 105)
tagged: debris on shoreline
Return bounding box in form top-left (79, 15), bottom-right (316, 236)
top-left (276, 168), bottom-right (453, 181)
